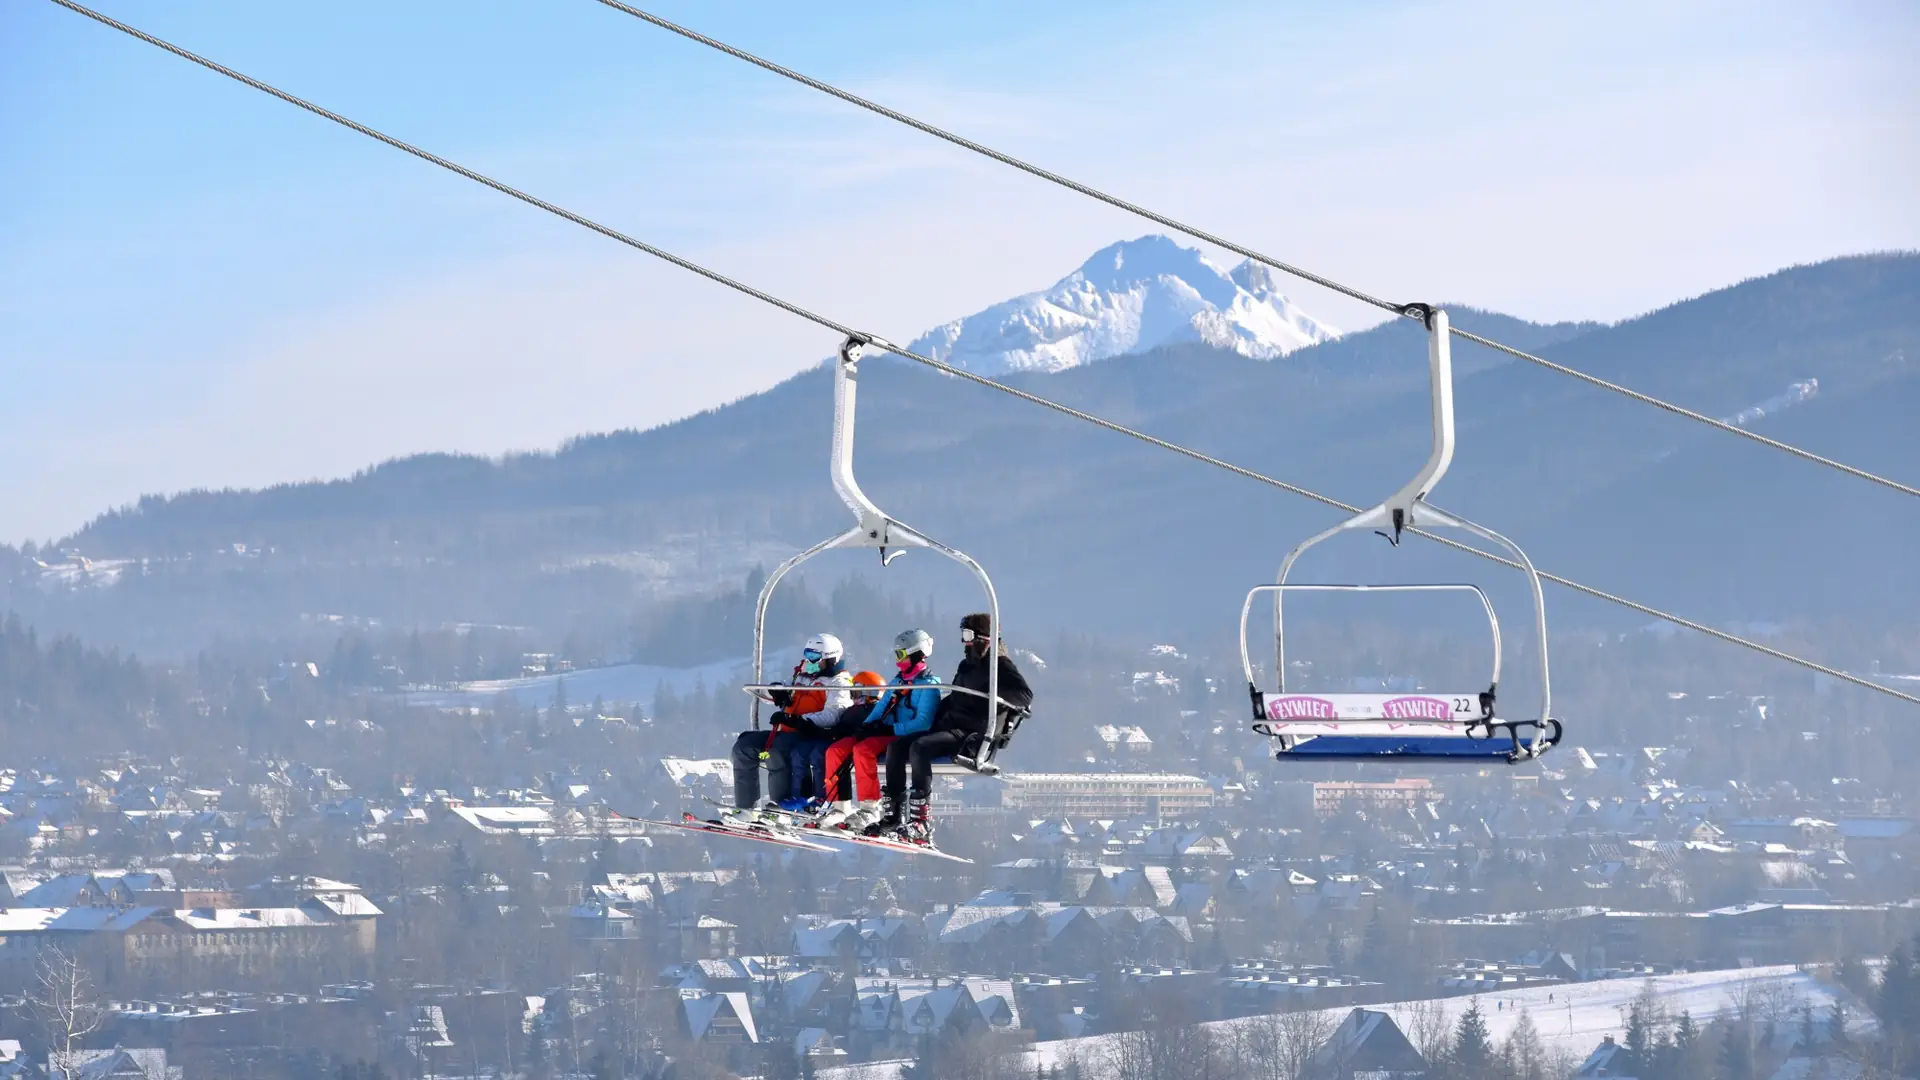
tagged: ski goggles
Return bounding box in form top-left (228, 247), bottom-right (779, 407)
top-left (893, 647), bottom-right (919, 661)
top-left (803, 648), bottom-right (826, 662)
top-left (960, 628), bottom-right (987, 644)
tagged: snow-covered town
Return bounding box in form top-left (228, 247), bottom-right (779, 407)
top-left (2, 628), bottom-right (1917, 1078)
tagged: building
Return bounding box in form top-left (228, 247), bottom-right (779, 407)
top-left (1307, 1007), bottom-right (1429, 1078)
top-left (1000, 773), bottom-right (1213, 818)
top-left (0, 878), bottom-right (381, 983)
top-left (43, 1047), bottom-right (182, 1080)
top-left (680, 989), bottom-right (759, 1044)
top-left (1094, 725), bottom-right (1154, 757)
top-left (1312, 778), bottom-right (1437, 818)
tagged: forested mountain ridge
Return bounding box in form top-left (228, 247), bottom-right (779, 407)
top-left (7, 252), bottom-right (1917, 657)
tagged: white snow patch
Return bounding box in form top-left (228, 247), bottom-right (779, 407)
top-left (1721, 379), bottom-right (1818, 428)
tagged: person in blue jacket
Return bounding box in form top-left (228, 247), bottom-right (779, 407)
top-left (871, 613), bottom-right (1033, 845)
top-left (863, 628), bottom-right (946, 840)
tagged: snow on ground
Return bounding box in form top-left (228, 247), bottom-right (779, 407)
top-left (1362, 965), bottom-right (1861, 1055)
top-left (396, 654), bottom-right (775, 710)
top-left (819, 965), bottom-right (1862, 1080)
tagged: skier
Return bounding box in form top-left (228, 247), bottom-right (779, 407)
top-left (788, 669), bottom-right (888, 813)
top-left (817, 633), bottom-right (941, 832)
top-left (728, 633), bottom-right (853, 810)
top-left (870, 613), bottom-right (1033, 844)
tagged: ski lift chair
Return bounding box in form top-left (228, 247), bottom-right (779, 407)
top-left (1241, 307), bottom-right (1561, 764)
top-left (741, 335), bottom-right (1031, 776)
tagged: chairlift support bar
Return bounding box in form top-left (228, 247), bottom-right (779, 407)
top-left (1247, 308), bottom-right (1556, 760)
top-left (749, 336), bottom-right (1012, 773)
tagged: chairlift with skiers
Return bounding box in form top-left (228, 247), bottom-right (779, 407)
top-left (738, 334), bottom-right (1034, 777)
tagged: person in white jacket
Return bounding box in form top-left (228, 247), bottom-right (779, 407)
top-left (728, 632), bottom-right (853, 809)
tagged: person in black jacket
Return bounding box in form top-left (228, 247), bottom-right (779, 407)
top-left (875, 612), bottom-right (1034, 844)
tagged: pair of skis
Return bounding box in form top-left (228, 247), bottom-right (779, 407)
top-left (715, 800), bottom-right (975, 864)
top-left (615, 804), bottom-right (971, 863)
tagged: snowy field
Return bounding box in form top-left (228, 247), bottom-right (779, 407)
top-left (818, 965), bottom-right (1864, 1080)
top-left (396, 654), bottom-right (772, 710)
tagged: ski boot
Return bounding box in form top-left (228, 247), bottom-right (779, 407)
top-left (813, 800), bottom-right (854, 829)
top-left (840, 799), bottom-right (884, 832)
top-left (902, 792), bottom-right (934, 847)
top-left (862, 795), bottom-right (901, 838)
top-left (726, 801), bottom-right (785, 830)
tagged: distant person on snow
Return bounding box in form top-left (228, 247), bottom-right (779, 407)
top-left (870, 613), bottom-right (1033, 844)
top-left (816, 634), bottom-right (941, 832)
top-left (728, 633), bottom-right (853, 810)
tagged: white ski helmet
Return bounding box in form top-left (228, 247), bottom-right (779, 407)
top-left (801, 633), bottom-right (844, 674)
top-left (893, 628), bottom-right (933, 665)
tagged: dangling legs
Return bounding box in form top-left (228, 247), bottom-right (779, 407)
top-left (904, 729), bottom-right (971, 844)
top-left (867, 732), bottom-right (922, 836)
top-left (728, 730), bottom-right (765, 809)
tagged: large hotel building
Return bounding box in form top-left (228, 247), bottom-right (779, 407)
top-left (999, 773), bottom-right (1215, 819)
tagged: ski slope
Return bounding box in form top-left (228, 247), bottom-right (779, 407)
top-left (395, 653), bottom-right (780, 710)
top-left (817, 965), bottom-right (1864, 1080)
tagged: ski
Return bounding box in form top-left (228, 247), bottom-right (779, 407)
top-left (826, 830), bottom-right (974, 864)
top-left (706, 799), bottom-right (825, 834)
top-left (698, 799), bottom-right (972, 862)
top-left (612, 810), bottom-right (838, 852)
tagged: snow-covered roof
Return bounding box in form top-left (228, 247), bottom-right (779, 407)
top-left (450, 806), bottom-right (555, 834)
top-left (306, 892), bottom-right (383, 917)
top-left (168, 907), bottom-right (330, 931)
top-left (680, 990), bottom-right (758, 1043)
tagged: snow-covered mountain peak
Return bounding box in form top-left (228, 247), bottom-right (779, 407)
top-left (906, 235), bottom-right (1339, 375)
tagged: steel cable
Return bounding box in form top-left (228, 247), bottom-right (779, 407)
top-left (44, 0), bottom-right (1920, 707)
top-left (590, 0), bottom-right (1920, 501)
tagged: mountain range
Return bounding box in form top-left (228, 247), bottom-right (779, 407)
top-left (7, 242), bottom-right (1919, 663)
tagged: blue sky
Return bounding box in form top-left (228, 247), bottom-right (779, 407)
top-left (3, 0), bottom-right (1916, 541)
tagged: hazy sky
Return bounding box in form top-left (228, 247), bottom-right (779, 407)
top-left (4, 0), bottom-right (1916, 541)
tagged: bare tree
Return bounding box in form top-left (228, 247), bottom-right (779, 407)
top-left (29, 948), bottom-right (104, 1080)
top-left (1500, 1008), bottom-right (1547, 1080)
top-left (910, 1030), bottom-right (1032, 1080)
top-left (1233, 1006), bottom-right (1339, 1080)
top-left (1389, 997), bottom-right (1451, 1068)
top-left (1105, 1021), bottom-right (1229, 1080)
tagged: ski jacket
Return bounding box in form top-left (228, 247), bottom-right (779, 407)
top-left (781, 665), bottom-right (854, 725)
top-left (939, 652), bottom-right (1033, 734)
top-left (870, 671), bottom-right (943, 737)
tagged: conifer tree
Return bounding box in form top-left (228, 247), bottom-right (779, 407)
top-left (1717, 1022), bottom-right (1753, 1080)
top-left (1452, 999), bottom-right (1494, 1076)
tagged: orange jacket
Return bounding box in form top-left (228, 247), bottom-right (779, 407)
top-left (777, 668), bottom-right (854, 727)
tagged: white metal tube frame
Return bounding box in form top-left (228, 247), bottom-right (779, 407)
top-left (1249, 307), bottom-right (1556, 761)
top-left (748, 334), bottom-right (1011, 774)
top-left (1241, 581), bottom-right (1502, 713)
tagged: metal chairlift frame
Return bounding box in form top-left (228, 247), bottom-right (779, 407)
top-left (1239, 307), bottom-right (1559, 762)
top-left (742, 334), bottom-right (1026, 775)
